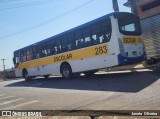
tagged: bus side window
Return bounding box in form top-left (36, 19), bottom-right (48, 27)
top-left (55, 38), bottom-right (61, 54)
top-left (50, 47), bottom-right (55, 55)
top-left (76, 39), bottom-right (81, 49)
top-left (22, 50), bottom-right (27, 62)
top-left (92, 34), bottom-right (99, 45)
top-left (92, 23), bottom-right (101, 45)
top-left (101, 19), bottom-right (112, 43)
top-left (68, 33), bottom-right (76, 51)
top-left (75, 30), bottom-right (83, 49)
top-left (26, 48), bottom-right (33, 61)
top-left (50, 40), bottom-right (55, 55)
top-left (80, 38), bottom-right (85, 48)
top-left (57, 45), bottom-right (61, 54)
top-left (61, 35), bottom-right (68, 52)
top-left (20, 51), bottom-right (23, 62)
top-left (46, 42), bottom-right (51, 56)
top-left (32, 47), bottom-right (37, 59)
top-left (40, 44), bottom-right (47, 57)
top-left (83, 27), bottom-right (91, 47)
top-left (35, 45), bottom-right (40, 59)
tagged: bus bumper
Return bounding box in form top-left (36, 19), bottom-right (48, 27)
top-left (117, 54), bottom-right (147, 65)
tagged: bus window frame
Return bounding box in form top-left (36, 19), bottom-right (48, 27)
top-left (117, 13), bottom-right (142, 36)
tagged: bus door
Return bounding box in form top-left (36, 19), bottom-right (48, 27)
top-left (13, 51), bottom-right (20, 68)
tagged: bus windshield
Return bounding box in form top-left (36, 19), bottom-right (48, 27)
top-left (117, 13), bottom-right (142, 35)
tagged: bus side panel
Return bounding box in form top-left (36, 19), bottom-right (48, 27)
top-left (15, 69), bottom-right (23, 77)
top-left (27, 63), bottom-right (60, 76)
top-left (70, 54), bottom-right (118, 73)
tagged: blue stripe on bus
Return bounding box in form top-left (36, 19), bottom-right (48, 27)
top-left (117, 54), bottom-right (147, 65)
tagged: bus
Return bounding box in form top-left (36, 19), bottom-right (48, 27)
top-left (13, 12), bottom-right (146, 81)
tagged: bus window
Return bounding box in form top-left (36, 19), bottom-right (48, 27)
top-left (61, 35), bottom-right (68, 52)
top-left (41, 44), bottom-right (47, 57)
top-left (92, 23), bottom-right (101, 45)
top-left (46, 42), bottom-right (51, 56)
top-left (100, 19), bottom-right (112, 43)
top-left (98, 32), bottom-right (110, 43)
top-left (50, 40), bottom-right (55, 55)
top-left (83, 27), bottom-right (92, 47)
top-left (32, 46), bottom-right (37, 59)
top-left (68, 33), bottom-right (76, 51)
top-left (35, 45), bottom-right (41, 59)
top-left (55, 38), bottom-right (61, 54)
top-left (20, 50), bottom-right (27, 62)
top-left (75, 30), bottom-right (83, 49)
top-left (117, 13), bottom-right (142, 35)
top-left (26, 48), bottom-right (33, 61)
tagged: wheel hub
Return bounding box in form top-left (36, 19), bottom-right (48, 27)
top-left (63, 67), bottom-right (70, 78)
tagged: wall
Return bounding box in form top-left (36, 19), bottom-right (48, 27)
top-left (135, 0), bottom-right (160, 60)
top-left (136, 0), bottom-right (160, 19)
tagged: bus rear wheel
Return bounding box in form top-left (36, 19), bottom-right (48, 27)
top-left (61, 64), bottom-right (72, 79)
top-left (23, 70), bottom-right (31, 81)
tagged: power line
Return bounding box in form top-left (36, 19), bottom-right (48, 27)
top-left (0, 0), bottom-right (62, 10)
top-left (0, 0), bottom-right (20, 3)
top-left (0, 0), bottom-right (95, 39)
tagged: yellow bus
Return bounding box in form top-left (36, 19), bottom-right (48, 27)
top-left (13, 12), bottom-right (146, 81)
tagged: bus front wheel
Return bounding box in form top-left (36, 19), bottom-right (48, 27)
top-left (61, 64), bottom-right (72, 79)
top-left (23, 70), bottom-right (31, 81)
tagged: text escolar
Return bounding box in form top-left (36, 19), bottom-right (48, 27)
top-left (54, 54), bottom-right (72, 62)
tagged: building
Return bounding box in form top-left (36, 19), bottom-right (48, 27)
top-left (124, 0), bottom-right (160, 62)
top-left (0, 68), bottom-right (16, 79)
top-left (0, 71), bottom-right (2, 79)
top-left (5, 68), bottom-right (16, 79)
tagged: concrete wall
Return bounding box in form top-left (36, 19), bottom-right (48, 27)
top-left (136, 0), bottom-right (160, 19)
top-left (135, 0), bottom-right (160, 60)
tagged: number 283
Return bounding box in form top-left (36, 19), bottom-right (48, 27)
top-left (95, 45), bottom-right (108, 55)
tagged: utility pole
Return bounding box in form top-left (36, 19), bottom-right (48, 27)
top-left (1, 59), bottom-right (6, 79)
top-left (1, 59), bottom-right (6, 71)
top-left (112, 0), bottom-right (119, 12)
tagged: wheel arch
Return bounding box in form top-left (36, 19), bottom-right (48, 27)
top-left (60, 61), bottom-right (72, 73)
top-left (22, 68), bottom-right (28, 77)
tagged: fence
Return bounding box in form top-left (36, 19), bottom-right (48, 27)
top-left (0, 70), bottom-right (16, 79)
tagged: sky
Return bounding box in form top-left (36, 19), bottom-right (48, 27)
top-left (0, 0), bottom-right (130, 71)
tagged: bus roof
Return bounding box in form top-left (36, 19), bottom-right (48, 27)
top-left (14, 12), bottom-right (131, 53)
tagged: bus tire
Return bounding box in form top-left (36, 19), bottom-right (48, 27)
top-left (61, 63), bottom-right (72, 79)
top-left (22, 69), bottom-right (31, 81)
